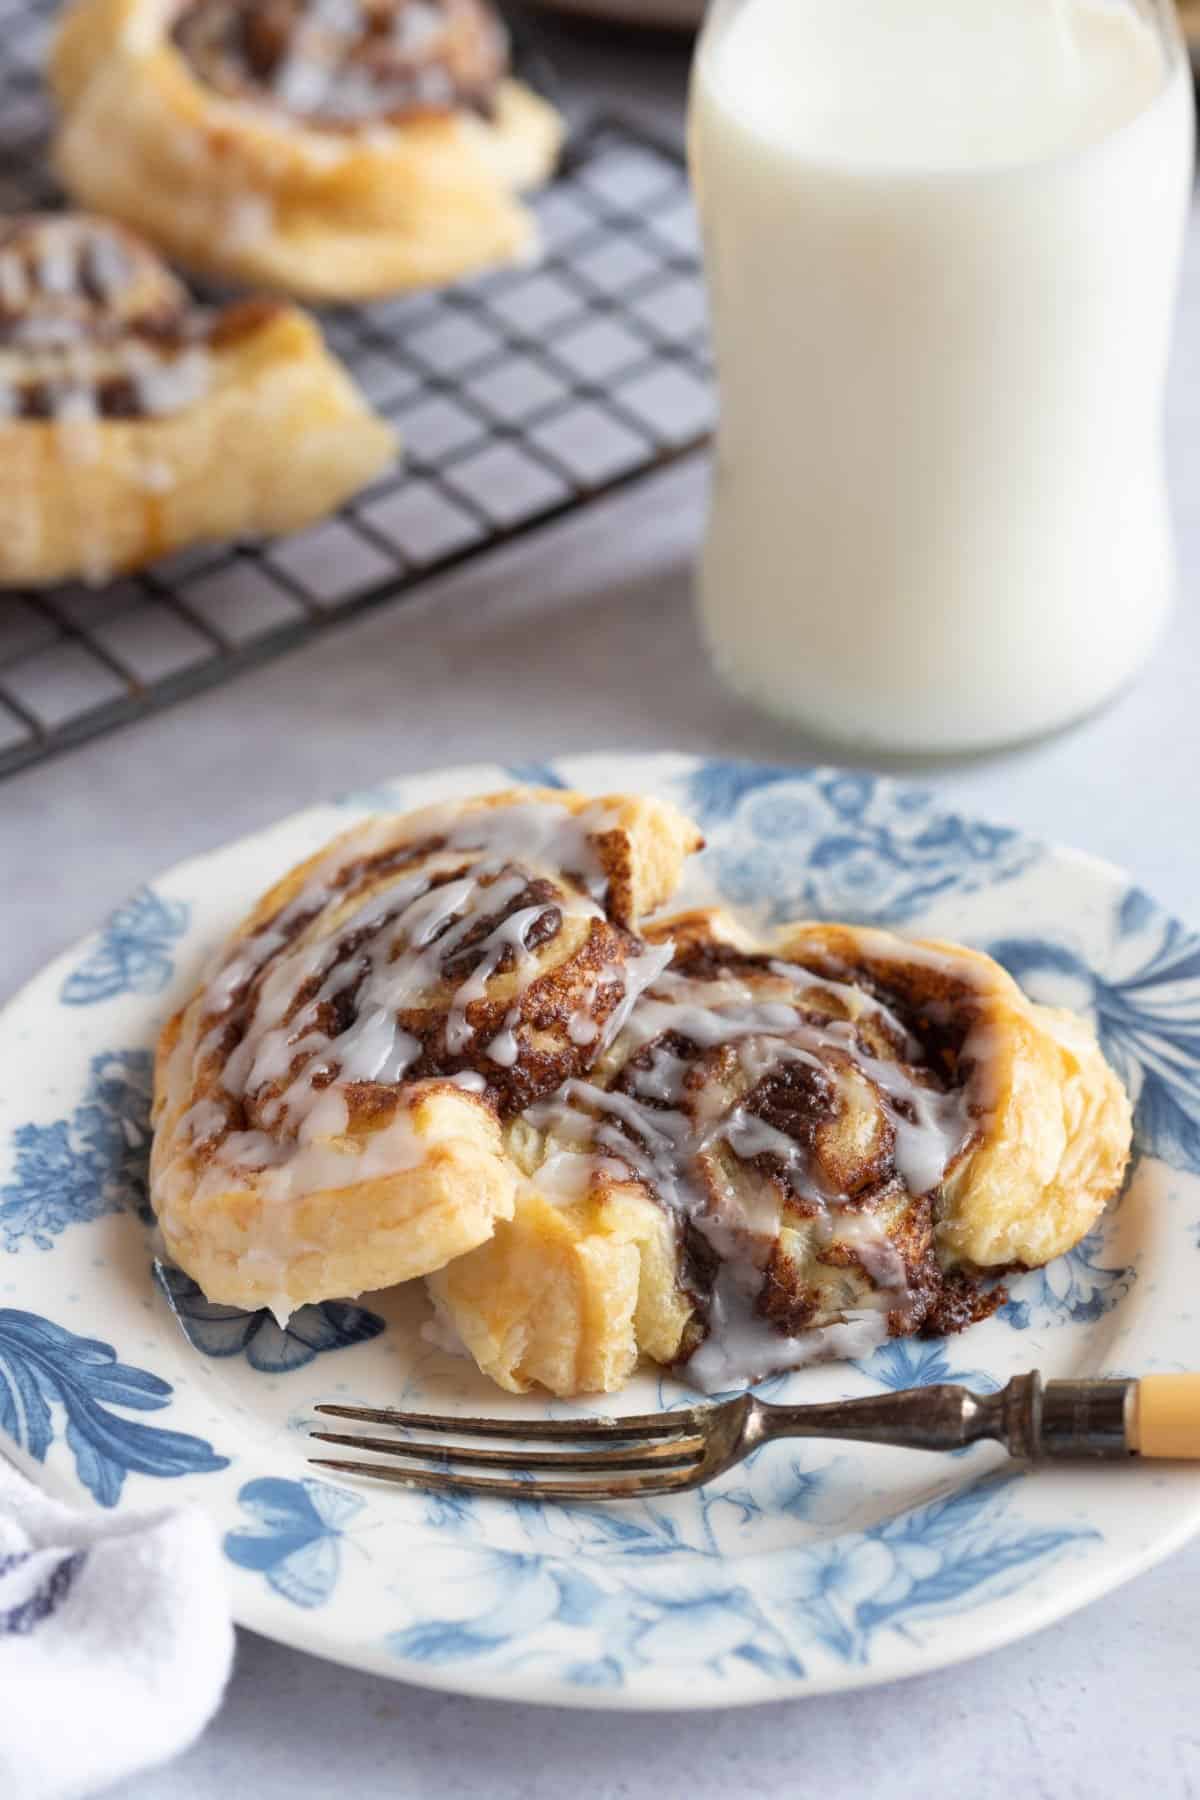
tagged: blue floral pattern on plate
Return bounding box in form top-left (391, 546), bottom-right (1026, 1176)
top-left (503, 763), bottom-right (569, 791)
top-left (3, 753), bottom-right (1199, 1707)
top-left (154, 1264), bottom-right (386, 1372)
top-left (690, 765), bottom-right (1038, 926)
top-left (59, 888), bottom-right (189, 1006)
top-left (225, 1478), bottom-right (364, 1608)
top-left (383, 1473), bottom-right (1091, 1684)
top-left (772, 1475), bottom-right (1093, 1667)
top-left (0, 1310), bottom-right (227, 1507)
top-left (860, 1336), bottom-right (1000, 1395)
top-left (991, 887), bottom-right (1200, 1174)
top-left (999, 1231), bottom-right (1136, 1332)
top-left (0, 1051), bottom-right (154, 1251)
top-left (390, 1546), bottom-right (808, 1685)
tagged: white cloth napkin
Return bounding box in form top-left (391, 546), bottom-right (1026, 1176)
top-left (0, 1458), bottom-right (234, 1800)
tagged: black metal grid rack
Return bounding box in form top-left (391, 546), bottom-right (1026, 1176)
top-left (0, 0), bottom-right (713, 781)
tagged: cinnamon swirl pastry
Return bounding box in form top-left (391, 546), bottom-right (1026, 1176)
top-left (150, 789), bottom-right (704, 1315)
top-left (428, 908), bottom-right (1134, 1396)
top-left (0, 213), bottom-right (396, 587)
top-left (51, 0), bottom-right (565, 299)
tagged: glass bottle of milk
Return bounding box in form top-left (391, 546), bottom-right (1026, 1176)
top-left (689, 0), bottom-right (1194, 753)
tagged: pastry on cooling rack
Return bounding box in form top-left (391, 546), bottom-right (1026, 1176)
top-left (150, 788), bottom-right (704, 1315)
top-left (50, 0), bottom-right (566, 300)
top-left (0, 213), bottom-right (396, 587)
top-left (428, 907), bottom-right (1134, 1395)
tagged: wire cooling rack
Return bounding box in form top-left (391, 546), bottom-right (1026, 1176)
top-left (0, 0), bottom-right (712, 781)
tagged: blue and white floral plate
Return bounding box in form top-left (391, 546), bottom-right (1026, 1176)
top-left (3, 753), bottom-right (1199, 1708)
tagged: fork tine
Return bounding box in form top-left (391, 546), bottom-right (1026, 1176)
top-left (309, 1429), bottom-right (707, 1472)
top-left (307, 1457), bottom-right (702, 1500)
top-left (312, 1402), bottom-right (706, 1441)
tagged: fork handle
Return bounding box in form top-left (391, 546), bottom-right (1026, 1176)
top-left (760, 1375), bottom-right (1200, 1461)
top-left (1023, 1374), bottom-right (1200, 1459)
top-left (1130, 1376), bottom-right (1200, 1459)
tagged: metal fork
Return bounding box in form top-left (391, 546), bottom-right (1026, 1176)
top-left (308, 1373), bottom-right (1186, 1503)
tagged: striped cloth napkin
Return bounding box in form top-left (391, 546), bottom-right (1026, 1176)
top-left (0, 1457), bottom-right (233, 1799)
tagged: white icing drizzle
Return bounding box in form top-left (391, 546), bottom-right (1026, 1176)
top-left (37, 236), bottom-right (79, 298)
top-left (123, 341), bottom-right (212, 417)
top-left (599, 945), bottom-right (674, 1048)
top-left (448, 1069), bottom-right (488, 1094)
top-left (182, 0), bottom-right (500, 126)
top-left (269, 0), bottom-right (412, 121)
top-left (444, 882), bottom-right (569, 1053)
top-left (0, 221), bottom-right (213, 478)
top-left (486, 1008), bottom-right (523, 1068)
top-left (565, 949), bottom-right (674, 1049)
top-left (167, 799), bottom-right (643, 1206)
top-left (88, 232), bottom-right (133, 302)
top-left (687, 1305), bottom-right (889, 1394)
top-left (568, 1011), bottom-right (600, 1047)
top-left (524, 957), bottom-right (989, 1393)
top-left (52, 365), bottom-right (101, 464)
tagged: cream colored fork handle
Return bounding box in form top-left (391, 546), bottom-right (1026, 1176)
top-left (1130, 1376), bottom-right (1200, 1458)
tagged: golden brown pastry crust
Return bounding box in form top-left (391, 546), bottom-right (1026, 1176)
top-left (51, 0), bottom-right (565, 299)
top-left (150, 788), bottom-right (704, 1314)
top-left (430, 909), bottom-right (1133, 1396)
top-left (0, 214), bottom-right (396, 587)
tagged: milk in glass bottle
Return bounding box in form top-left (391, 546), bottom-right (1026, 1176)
top-left (689, 0), bottom-right (1194, 752)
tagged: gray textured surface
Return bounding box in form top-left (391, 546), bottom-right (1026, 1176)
top-left (2, 22), bottom-right (1199, 1800)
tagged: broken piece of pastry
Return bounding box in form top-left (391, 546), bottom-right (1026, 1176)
top-left (51, 0), bottom-right (566, 299)
top-left (0, 213), bottom-right (396, 586)
top-left (428, 907), bottom-right (1134, 1395)
top-left (150, 789), bottom-right (705, 1315)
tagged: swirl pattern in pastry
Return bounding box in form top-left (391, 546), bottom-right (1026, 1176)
top-left (0, 212), bottom-right (396, 585)
top-left (171, 0), bottom-right (508, 125)
top-left (428, 908), bottom-right (1135, 1395)
top-left (150, 789), bottom-right (704, 1315)
top-left (51, 0), bottom-right (566, 297)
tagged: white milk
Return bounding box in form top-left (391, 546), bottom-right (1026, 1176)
top-left (689, 0), bottom-right (1194, 752)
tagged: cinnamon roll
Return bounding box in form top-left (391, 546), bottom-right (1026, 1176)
top-left (428, 908), bottom-right (1134, 1396)
top-left (0, 213), bottom-right (396, 587)
top-left (150, 789), bottom-right (705, 1315)
top-left (51, 0), bottom-right (565, 299)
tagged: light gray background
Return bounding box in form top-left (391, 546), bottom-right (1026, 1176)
top-left (2, 21), bottom-right (1198, 1799)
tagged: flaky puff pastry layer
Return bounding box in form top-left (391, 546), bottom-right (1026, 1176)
top-left (51, 0), bottom-right (565, 299)
top-left (0, 214), bottom-right (396, 587)
top-left (429, 911), bottom-right (1133, 1396)
top-left (786, 922), bottom-right (1135, 1274)
top-left (150, 788), bottom-right (703, 1316)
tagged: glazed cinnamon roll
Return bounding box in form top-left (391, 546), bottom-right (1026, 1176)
top-left (51, 0), bottom-right (565, 299)
top-left (150, 789), bottom-right (704, 1315)
top-left (172, 0), bottom-right (508, 123)
top-left (0, 213), bottom-right (396, 586)
top-left (153, 787), bottom-right (1132, 1392)
top-left (428, 908), bottom-right (1134, 1395)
